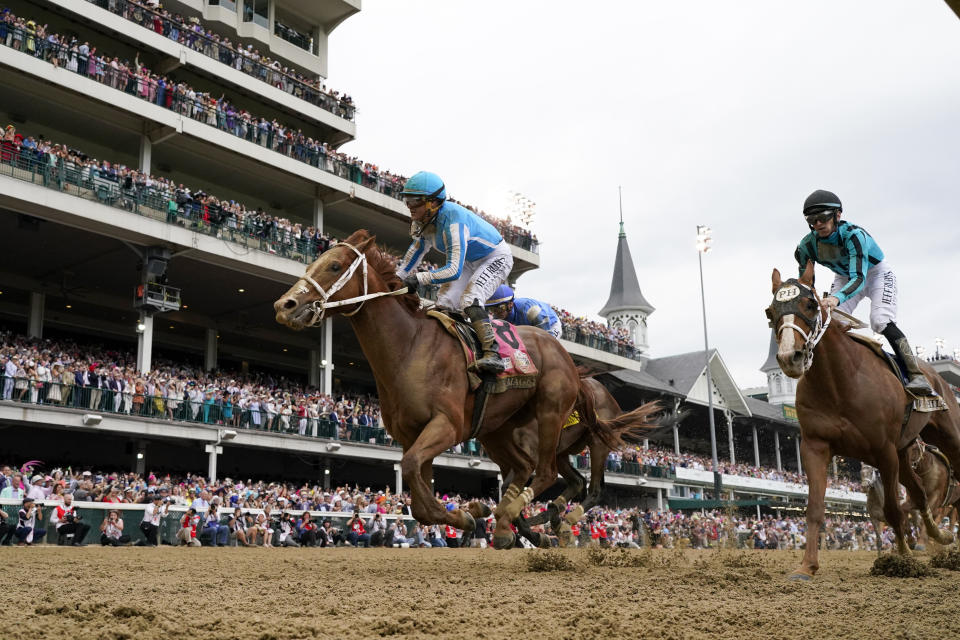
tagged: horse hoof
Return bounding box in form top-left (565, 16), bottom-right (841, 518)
top-left (493, 533), bottom-right (516, 550)
top-left (537, 533), bottom-right (552, 549)
top-left (787, 571), bottom-right (814, 582)
top-left (565, 505), bottom-right (585, 525)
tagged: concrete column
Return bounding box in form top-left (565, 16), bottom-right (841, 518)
top-left (204, 328), bottom-right (217, 373)
top-left (832, 456), bottom-right (838, 480)
top-left (725, 410), bottom-right (735, 465)
top-left (643, 438), bottom-right (649, 451)
top-left (321, 319), bottom-right (334, 395)
top-left (208, 447), bottom-right (218, 483)
top-left (497, 473), bottom-right (503, 501)
top-left (135, 441), bottom-right (146, 475)
top-left (139, 134), bottom-right (152, 174)
top-left (27, 292), bottom-right (44, 339)
top-left (136, 312), bottom-right (154, 373)
top-left (795, 436), bottom-right (802, 473)
top-left (752, 425), bottom-right (760, 468)
top-left (774, 431), bottom-right (782, 471)
top-left (308, 350), bottom-right (320, 388)
top-left (323, 459), bottom-right (330, 490)
top-left (672, 398), bottom-right (681, 455)
top-left (656, 487), bottom-right (663, 512)
top-left (394, 463), bottom-right (402, 494)
top-left (313, 197), bottom-right (324, 231)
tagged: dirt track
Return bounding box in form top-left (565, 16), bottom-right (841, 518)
top-left (1, 546), bottom-right (958, 640)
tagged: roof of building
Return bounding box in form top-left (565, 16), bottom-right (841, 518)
top-left (760, 330), bottom-right (780, 372)
top-left (608, 349), bottom-right (752, 416)
top-left (599, 222), bottom-right (654, 317)
top-left (743, 396), bottom-right (799, 428)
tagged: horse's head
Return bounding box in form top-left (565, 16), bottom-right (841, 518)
top-left (766, 261), bottom-right (827, 378)
top-left (860, 463), bottom-right (879, 487)
top-left (273, 231), bottom-right (379, 330)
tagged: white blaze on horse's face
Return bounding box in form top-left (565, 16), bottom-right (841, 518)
top-left (777, 313), bottom-right (798, 360)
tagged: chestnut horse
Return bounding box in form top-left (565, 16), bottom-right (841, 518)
top-left (766, 262), bottom-right (960, 579)
top-left (863, 442), bottom-right (960, 554)
top-left (275, 230), bottom-right (596, 548)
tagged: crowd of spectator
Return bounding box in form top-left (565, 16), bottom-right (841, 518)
top-left (554, 307), bottom-right (641, 358)
top-left (0, 10), bottom-right (538, 252)
top-left (82, 0), bottom-right (355, 119)
top-left (0, 463), bottom-right (895, 551)
top-left (586, 442), bottom-right (863, 494)
top-left (0, 329), bottom-right (383, 441)
top-left (0, 327), bottom-right (866, 493)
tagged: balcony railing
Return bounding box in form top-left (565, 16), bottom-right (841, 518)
top-left (573, 454), bottom-right (675, 479)
top-left (274, 22), bottom-right (311, 52)
top-left (561, 326), bottom-right (642, 361)
top-left (0, 375), bottom-right (483, 457)
top-left (0, 150), bottom-right (326, 265)
top-left (82, 0), bottom-right (354, 120)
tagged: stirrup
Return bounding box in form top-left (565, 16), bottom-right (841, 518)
top-left (476, 354), bottom-right (505, 374)
top-left (905, 376), bottom-right (934, 396)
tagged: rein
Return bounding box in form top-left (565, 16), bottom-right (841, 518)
top-left (297, 242), bottom-right (411, 325)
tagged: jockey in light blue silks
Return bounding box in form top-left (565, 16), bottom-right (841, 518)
top-left (485, 285), bottom-right (562, 339)
top-left (396, 171), bottom-right (514, 374)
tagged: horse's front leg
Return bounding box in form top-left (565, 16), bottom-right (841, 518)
top-left (402, 415), bottom-right (475, 533)
top-left (790, 437), bottom-right (830, 581)
top-left (898, 450), bottom-right (955, 546)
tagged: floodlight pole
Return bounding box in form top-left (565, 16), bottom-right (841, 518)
top-left (697, 225), bottom-right (721, 501)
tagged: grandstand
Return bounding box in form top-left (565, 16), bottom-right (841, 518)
top-left (0, 0), bottom-right (895, 519)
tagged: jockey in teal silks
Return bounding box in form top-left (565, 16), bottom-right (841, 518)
top-left (794, 189), bottom-right (933, 395)
top-left (396, 171), bottom-right (514, 374)
top-left (485, 285), bottom-right (562, 339)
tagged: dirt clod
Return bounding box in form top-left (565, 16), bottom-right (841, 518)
top-left (870, 554), bottom-right (932, 578)
top-left (525, 549), bottom-right (576, 572)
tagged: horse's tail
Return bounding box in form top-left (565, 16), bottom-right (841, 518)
top-left (575, 376), bottom-right (661, 451)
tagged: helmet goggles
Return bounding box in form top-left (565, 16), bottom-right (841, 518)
top-left (804, 210), bottom-right (836, 225)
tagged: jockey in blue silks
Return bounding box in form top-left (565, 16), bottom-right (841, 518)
top-left (396, 171), bottom-right (514, 374)
top-left (795, 189), bottom-right (933, 395)
top-left (486, 285), bottom-right (562, 339)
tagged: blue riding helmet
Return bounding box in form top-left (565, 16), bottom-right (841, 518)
top-left (486, 285), bottom-right (515, 307)
top-left (401, 171), bottom-right (446, 201)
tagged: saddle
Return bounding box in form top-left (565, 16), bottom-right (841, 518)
top-left (846, 332), bottom-right (947, 413)
top-left (427, 309), bottom-right (538, 394)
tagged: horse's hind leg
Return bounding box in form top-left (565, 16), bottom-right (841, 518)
top-left (876, 449), bottom-right (911, 556)
top-left (898, 449), bottom-right (955, 546)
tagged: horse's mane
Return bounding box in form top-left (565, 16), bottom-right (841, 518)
top-left (343, 229), bottom-right (422, 315)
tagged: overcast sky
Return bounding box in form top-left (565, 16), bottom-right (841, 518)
top-left (330, 1), bottom-right (960, 388)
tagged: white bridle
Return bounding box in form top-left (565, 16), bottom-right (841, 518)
top-left (775, 281), bottom-right (831, 374)
top-left (295, 242), bottom-right (411, 326)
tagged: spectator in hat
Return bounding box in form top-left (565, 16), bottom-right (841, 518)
top-left (15, 496), bottom-right (46, 545)
top-left (202, 503), bottom-right (229, 546)
top-left (139, 494), bottom-right (167, 546)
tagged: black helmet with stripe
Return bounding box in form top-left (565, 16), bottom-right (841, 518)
top-left (802, 190), bottom-right (842, 216)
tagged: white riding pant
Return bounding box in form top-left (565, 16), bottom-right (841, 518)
top-left (436, 242), bottom-right (513, 311)
top-left (546, 320), bottom-right (563, 339)
top-left (829, 260), bottom-right (897, 333)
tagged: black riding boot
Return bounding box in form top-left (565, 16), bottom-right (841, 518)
top-left (464, 300), bottom-right (506, 374)
top-left (883, 324), bottom-right (934, 396)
